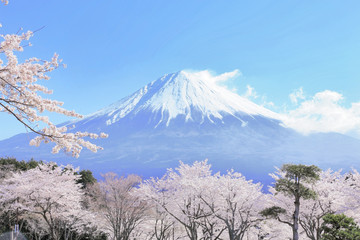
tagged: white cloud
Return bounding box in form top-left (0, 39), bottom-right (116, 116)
top-left (241, 85), bottom-right (278, 112)
top-left (282, 90), bottom-right (360, 138)
top-left (242, 85), bottom-right (277, 111)
top-left (261, 97), bottom-right (275, 108)
top-left (182, 69), bottom-right (241, 85)
top-left (215, 76), bottom-right (360, 138)
top-left (289, 87), bottom-right (305, 105)
top-left (243, 85), bottom-right (258, 99)
top-left (213, 69), bottom-right (241, 83)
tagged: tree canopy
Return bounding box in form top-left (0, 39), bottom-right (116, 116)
top-left (321, 213), bottom-right (360, 240)
top-left (262, 164), bottom-right (321, 240)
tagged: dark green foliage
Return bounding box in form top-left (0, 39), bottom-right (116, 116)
top-left (260, 206), bottom-right (287, 218)
top-left (0, 158), bottom-right (97, 187)
top-left (277, 164), bottom-right (320, 199)
top-left (275, 178), bottom-right (317, 200)
top-left (275, 164), bottom-right (321, 200)
top-left (0, 157), bottom-right (41, 172)
top-left (281, 164), bottom-right (321, 183)
top-left (76, 169), bottom-right (97, 188)
top-left (321, 213), bottom-right (360, 240)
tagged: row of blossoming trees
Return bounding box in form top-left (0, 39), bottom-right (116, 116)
top-left (0, 158), bottom-right (360, 240)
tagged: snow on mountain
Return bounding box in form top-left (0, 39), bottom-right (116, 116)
top-left (1, 70), bottom-right (360, 186)
top-left (86, 70), bottom-right (281, 127)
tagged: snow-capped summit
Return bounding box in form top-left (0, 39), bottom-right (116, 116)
top-left (90, 70), bottom-right (280, 127)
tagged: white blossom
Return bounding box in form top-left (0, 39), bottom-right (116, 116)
top-left (0, 163), bottom-right (98, 240)
top-left (0, 17), bottom-right (107, 157)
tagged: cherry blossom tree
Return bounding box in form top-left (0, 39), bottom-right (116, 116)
top-left (129, 204), bottom-right (179, 240)
top-left (138, 161), bottom-right (215, 240)
top-left (251, 218), bottom-right (293, 240)
top-left (200, 170), bottom-right (265, 240)
top-left (1, 1), bottom-right (107, 157)
top-left (25, 214), bottom-right (49, 240)
top-left (149, 206), bottom-right (177, 240)
top-left (298, 169), bottom-right (351, 240)
top-left (0, 163), bottom-right (98, 240)
top-left (89, 172), bottom-right (148, 240)
top-left (343, 169), bottom-right (360, 210)
top-left (138, 160), bottom-right (266, 240)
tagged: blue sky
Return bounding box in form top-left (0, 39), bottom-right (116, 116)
top-left (1, 0), bottom-right (360, 140)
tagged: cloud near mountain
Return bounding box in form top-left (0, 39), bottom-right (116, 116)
top-left (181, 70), bottom-right (360, 139)
top-left (282, 89), bottom-right (360, 139)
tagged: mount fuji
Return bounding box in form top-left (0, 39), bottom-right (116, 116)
top-left (1, 70), bottom-right (360, 183)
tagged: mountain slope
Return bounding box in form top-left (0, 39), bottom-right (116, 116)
top-left (0, 71), bottom-right (359, 184)
top-left (83, 70), bottom-right (281, 127)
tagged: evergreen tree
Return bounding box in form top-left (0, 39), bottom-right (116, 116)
top-left (76, 170), bottom-right (97, 188)
top-left (261, 164), bottom-right (321, 240)
top-left (321, 213), bottom-right (360, 240)
top-left (0, 158), bottom-right (41, 173)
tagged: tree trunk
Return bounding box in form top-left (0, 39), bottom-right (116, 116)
top-left (190, 227), bottom-right (198, 240)
top-left (293, 197), bottom-right (300, 240)
top-left (228, 230), bottom-right (235, 240)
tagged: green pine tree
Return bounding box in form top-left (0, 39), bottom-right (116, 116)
top-left (261, 164), bottom-right (321, 240)
top-left (321, 213), bottom-right (360, 240)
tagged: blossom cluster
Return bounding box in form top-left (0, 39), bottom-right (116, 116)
top-left (0, 163), bottom-right (99, 239)
top-left (0, 22), bottom-right (107, 157)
